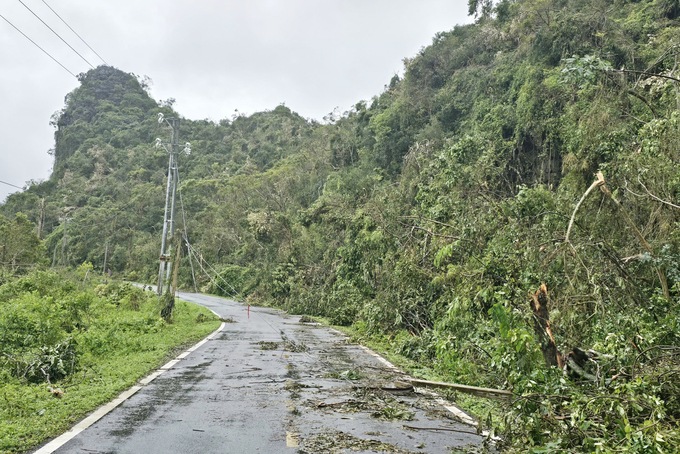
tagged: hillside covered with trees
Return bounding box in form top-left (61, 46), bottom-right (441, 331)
top-left (3, 0), bottom-right (680, 451)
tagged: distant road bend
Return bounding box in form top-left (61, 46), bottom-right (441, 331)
top-left (37, 291), bottom-right (484, 454)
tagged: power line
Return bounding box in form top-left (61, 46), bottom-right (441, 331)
top-left (176, 165), bottom-right (198, 293)
top-left (186, 242), bottom-right (246, 302)
top-left (173, 161), bottom-right (244, 300)
top-left (0, 179), bottom-right (26, 192)
top-left (186, 245), bottom-right (236, 299)
top-left (41, 0), bottom-right (108, 66)
top-left (0, 179), bottom-right (47, 198)
top-left (17, 0), bottom-right (94, 69)
top-left (0, 13), bottom-right (76, 77)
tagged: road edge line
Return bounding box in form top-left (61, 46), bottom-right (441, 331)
top-left (352, 342), bottom-right (499, 440)
top-left (355, 344), bottom-right (478, 425)
top-left (325, 327), bottom-right (479, 428)
top-left (32, 317), bottom-right (226, 454)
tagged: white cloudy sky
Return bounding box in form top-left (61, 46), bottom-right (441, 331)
top-left (0, 0), bottom-right (471, 202)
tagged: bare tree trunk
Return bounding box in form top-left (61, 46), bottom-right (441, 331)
top-left (529, 284), bottom-right (563, 368)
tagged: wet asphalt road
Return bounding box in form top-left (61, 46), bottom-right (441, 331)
top-left (44, 292), bottom-right (484, 453)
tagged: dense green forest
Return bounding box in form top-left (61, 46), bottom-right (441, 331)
top-left (3, 0), bottom-right (680, 451)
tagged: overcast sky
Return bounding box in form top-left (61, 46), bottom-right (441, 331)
top-left (0, 0), bottom-right (471, 202)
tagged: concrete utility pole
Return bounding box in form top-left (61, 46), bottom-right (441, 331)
top-left (156, 113), bottom-right (190, 295)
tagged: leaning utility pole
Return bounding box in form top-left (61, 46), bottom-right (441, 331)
top-left (156, 113), bottom-right (190, 295)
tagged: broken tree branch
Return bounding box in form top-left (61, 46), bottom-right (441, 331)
top-left (529, 284), bottom-right (563, 369)
top-left (407, 378), bottom-right (512, 399)
top-left (402, 425), bottom-right (479, 435)
top-left (610, 68), bottom-right (680, 83)
top-left (637, 176), bottom-right (680, 210)
top-left (565, 172), bottom-right (605, 244)
top-left (316, 400), bottom-right (380, 408)
top-left (627, 90), bottom-right (657, 118)
top-left (599, 176), bottom-right (670, 300)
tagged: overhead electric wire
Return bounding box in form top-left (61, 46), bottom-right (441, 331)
top-left (186, 245), bottom-right (236, 299)
top-left (176, 165), bottom-right (198, 292)
top-left (40, 0), bottom-right (108, 65)
top-left (189, 243), bottom-right (246, 301)
top-left (174, 159), bottom-right (241, 299)
top-left (0, 179), bottom-right (48, 198)
top-left (0, 179), bottom-right (27, 191)
top-left (17, 0), bottom-right (94, 69)
top-left (173, 162), bottom-right (245, 300)
top-left (0, 12), bottom-right (76, 77)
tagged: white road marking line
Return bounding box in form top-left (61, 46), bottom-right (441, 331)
top-left (328, 328), bottom-right (479, 428)
top-left (32, 386), bottom-right (142, 454)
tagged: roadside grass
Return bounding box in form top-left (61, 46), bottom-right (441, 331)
top-left (0, 271), bottom-right (220, 454)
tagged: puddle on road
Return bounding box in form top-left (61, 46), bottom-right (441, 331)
top-left (187, 360), bottom-right (214, 370)
top-left (177, 360), bottom-right (213, 385)
top-left (109, 403), bottom-right (155, 438)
